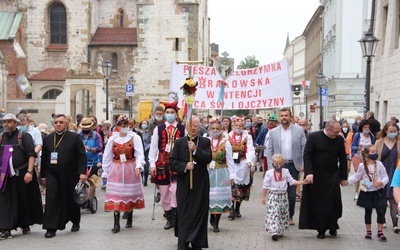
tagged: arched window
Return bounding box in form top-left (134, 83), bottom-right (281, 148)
top-left (42, 89), bottom-right (62, 99)
top-left (111, 52), bottom-right (118, 70)
top-left (119, 10), bottom-right (124, 27)
top-left (50, 4), bottom-right (67, 44)
top-left (123, 98), bottom-right (129, 110)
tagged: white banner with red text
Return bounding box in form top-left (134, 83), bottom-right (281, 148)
top-left (169, 59), bottom-right (292, 110)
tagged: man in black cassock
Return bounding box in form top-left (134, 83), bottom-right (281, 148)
top-left (0, 114), bottom-right (42, 239)
top-left (170, 117), bottom-right (212, 250)
top-left (299, 120), bottom-right (348, 239)
top-left (41, 114), bottom-right (87, 238)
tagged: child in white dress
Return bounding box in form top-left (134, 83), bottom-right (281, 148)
top-left (261, 154), bottom-right (307, 241)
top-left (346, 145), bottom-right (389, 242)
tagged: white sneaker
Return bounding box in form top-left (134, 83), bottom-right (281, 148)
top-left (394, 226), bottom-right (400, 234)
top-left (354, 192), bottom-right (359, 201)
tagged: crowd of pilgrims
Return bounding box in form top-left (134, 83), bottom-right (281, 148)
top-left (0, 106), bottom-right (399, 249)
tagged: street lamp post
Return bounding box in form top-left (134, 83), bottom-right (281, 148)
top-left (101, 60), bottom-right (112, 120)
top-left (358, 31), bottom-right (379, 115)
top-left (303, 86), bottom-right (310, 121)
top-left (316, 71), bottom-right (325, 130)
top-left (128, 76), bottom-right (136, 118)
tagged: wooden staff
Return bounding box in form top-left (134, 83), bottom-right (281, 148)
top-left (177, 47), bottom-right (202, 190)
top-left (189, 117), bottom-right (193, 190)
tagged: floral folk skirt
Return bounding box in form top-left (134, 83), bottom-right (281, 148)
top-left (231, 183), bottom-right (251, 202)
top-left (104, 161), bottom-right (145, 212)
top-left (265, 190), bottom-right (289, 235)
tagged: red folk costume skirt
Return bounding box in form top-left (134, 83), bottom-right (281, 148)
top-left (104, 140), bottom-right (145, 212)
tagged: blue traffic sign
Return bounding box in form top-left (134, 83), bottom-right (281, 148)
top-left (126, 84), bottom-right (134, 96)
top-left (319, 88), bottom-right (326, 96)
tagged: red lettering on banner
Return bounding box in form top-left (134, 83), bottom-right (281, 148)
top-left (235, 98), bottom-right (285, 109)
top-left (210, 101), bottom-right (225, 109)
top-left (198, 80), bottom-right (206, 88)
top-left (206, 91), bottom-right (215, 98)
top-left (188, 66), bottom-right (217, 76)
top-left (231, 80), bottom-right (237, 88)
top-left (194, 100), bottom-right (206, 108)
top-left (207, 79), bottom-right (214, 88)
top-left (240, 80), bottom-right (248, 88)
top-left (224, 89), bottom-right (262, 99)
top-left (231, 62), bottom-right (282, 76)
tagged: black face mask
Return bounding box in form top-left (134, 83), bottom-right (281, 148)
top-left (82, 130), bottom-right (90, 134)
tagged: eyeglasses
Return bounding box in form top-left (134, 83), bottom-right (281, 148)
top-left (328, 128), bottom-right (341, 134)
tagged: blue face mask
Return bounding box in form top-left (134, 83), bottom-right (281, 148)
top-left (165, 114), bottom-right (176, 123)
top-left (387, 131), bottom-right (398, 139)
top-left (245, 122), bottom-right (252, 128)
top-left (18, 126), bottom-right (27, 132)
top-left (273, 164), bottom-right (284, 171)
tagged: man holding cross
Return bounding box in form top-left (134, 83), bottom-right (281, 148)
top-left (170, 116), bottom-right (212, 250)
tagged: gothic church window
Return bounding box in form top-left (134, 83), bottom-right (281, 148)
top-left (50, 4), bottom-right (67, 44)
top-left (119, 10), bottom-right (124, 27)
top-left (42, 89), bottom-right (62, 99)
top-left (111, 53), bottom-right (118, 71)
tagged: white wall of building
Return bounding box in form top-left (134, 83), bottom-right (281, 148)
top-left (321, 0), bottom-right (371, 122)
top-left (371, 0), bottom-right (400, 124)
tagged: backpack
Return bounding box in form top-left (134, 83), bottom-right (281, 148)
top-left (0, 130), bottom-right (24, 149)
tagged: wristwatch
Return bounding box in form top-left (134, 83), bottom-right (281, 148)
top-left (27, 170), bottom-right (33, 174)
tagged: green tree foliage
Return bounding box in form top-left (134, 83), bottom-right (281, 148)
top-left (237, 55), bottom-right (260, 69)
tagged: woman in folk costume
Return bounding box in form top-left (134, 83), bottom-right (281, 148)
top-left (101, 114), bottom-right (145, 233)
top-left (226, 117), bottom-right (256, 219)
top-left (207, 119), bottom-right (233, 233)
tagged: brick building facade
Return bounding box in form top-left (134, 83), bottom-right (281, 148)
top-left (0, 0), bottom-right (210, 123)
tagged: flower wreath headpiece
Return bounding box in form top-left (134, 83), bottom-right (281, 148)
top-left (117, 114), bottom-right (129, 124)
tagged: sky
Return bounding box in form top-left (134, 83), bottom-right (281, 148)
top-left (208, 0), bottom-right (321, 66)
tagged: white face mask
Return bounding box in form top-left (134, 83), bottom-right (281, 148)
top-left (342, 127), bottom-right (348, 133)
top-left (120, 127), bottom-right (130, 134)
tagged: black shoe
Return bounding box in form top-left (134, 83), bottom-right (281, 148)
top-left (164, 210), bottom-right (174, 230)
top-left (112, 212), bottom-right (121, 233)
top-left (272, 234), bottom-right (279, 241)
top-left (44, 230), bottom-right (56, 238)
top-left (22, 227), bottom-right (30, 234)
top-left (228, 211), bottom-right (235, 220)
top-left (71, 223), bottom-right (80, 232)
top-left (122, 211), bottom-right (128, 219)
top-left (235, 211), bottom-right (241, 218)
top-left (329, 229), bottom-right (337, 236)
top-left (125, 211), bottom-right (133, 228)
top-left (0, 230), bottom-right (12, 240)
top-left (317, 232), bottom-right (326, 239)
top-left (144, 182), bottom-right (148, 186)
top-left (191, 245), bottom-right (203, 250)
